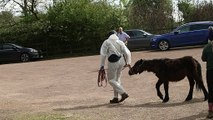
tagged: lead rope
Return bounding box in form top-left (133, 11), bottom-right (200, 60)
top-left (97, 67), bottom-right (107, 87)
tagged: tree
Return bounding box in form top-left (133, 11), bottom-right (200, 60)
top-left (0, 11), bottom-right (14, 28)
top-left (0, 0), bottom-right (51, 19)
top-left (195, 1), bottom-right (213, 21)
top-left (128, 0), bottom-right (174, 34)
top-left (0, 0), bottom-right (128, 56)
top-left (177, 0), bottom-right (196, 23)
top-left (178, 0), bottom-right (213, 22)
top-left (46, 0), bottom-right (121, 52)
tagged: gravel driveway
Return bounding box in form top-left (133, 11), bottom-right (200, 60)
top-left (0, 46), bottom-right (209, 120)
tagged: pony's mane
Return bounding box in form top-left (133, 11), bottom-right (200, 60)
top-left (142, 58), bottom-right (167, 73)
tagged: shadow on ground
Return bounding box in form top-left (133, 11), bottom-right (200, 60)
top-left (173, 111), bottom-right (207, 120)
top-left (53, 98), bottom-right (205, 111)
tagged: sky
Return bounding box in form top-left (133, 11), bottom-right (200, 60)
top-left (0, 0), bottom-right (53, 15)
top-left (0, 0), bottom-right (212, 19)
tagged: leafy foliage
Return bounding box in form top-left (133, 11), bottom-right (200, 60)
top-left (128, 0), bottom-right (174, 34)
top-left (178, 0), bottom-right (213, 23)
top-left (1, 0), bottom-right (213, 57)
top-left (0, 0), bottom-right (125, 56)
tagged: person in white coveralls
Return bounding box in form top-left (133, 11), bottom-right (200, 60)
top-left (99, 30), bottom-right (131, 103)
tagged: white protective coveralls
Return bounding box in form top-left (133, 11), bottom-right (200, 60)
top-left (100, 34), bottom-right (131, 98)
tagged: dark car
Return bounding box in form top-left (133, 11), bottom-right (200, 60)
top-left (125, 29), bottom-right (155, 50)
top-left (0, 43), bottom-right (43, 62)
top-left (150, 21), bottom-right (213, 51)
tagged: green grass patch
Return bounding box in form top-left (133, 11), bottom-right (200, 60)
top-left (13, 113), bottom-right (91, 120)
top-left (14, 113), bottom-right (67, 120)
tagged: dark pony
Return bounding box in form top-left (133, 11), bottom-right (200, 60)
top-left (129, 56), bottom-right (208, 102)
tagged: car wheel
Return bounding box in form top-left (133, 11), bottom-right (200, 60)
top-left (158, 40), bottom-right (169, 51)
top-left (20, 53), bottom-right (30, 62)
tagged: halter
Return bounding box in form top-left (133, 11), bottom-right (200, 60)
top-left (137, 60), bottom-right (145, 72)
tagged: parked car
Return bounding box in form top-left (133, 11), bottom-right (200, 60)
top-left (150, 21), bottom-right (213, 51)
top-left (125, 29), bottom-right (155, 50)
top-left (0, 43), bottom-right (43, 62)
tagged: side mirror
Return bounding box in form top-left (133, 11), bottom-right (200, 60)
top-left (12, 46), bottom-right (18, 51)
top-left (174, 30), bottom-right (180, 35)
top-left (143, 34), bottom-right (148, 37)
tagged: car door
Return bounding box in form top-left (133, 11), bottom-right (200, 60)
top-left (0, 45), bottom-right (4, 61)
top-left (188, 24), bottom-right (210, 44)
top-left (169, 25), bottom-right (193, 47)
top-left (170, 24), bottom-right (210, 47)
top-left (126, 30), bottom-right (150, 49)
top-left (1, 44), bottom-right (20, 61)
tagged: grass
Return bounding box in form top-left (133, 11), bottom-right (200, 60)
top-left (12, 112), bottom-right (91, 120)
top-left (13, 113), bottom-right (67, 120)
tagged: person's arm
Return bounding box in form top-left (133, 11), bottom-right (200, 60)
top-left (124, 32), bottom-right (130, 45)
top-left (100, 41), bottom-right (108, 68)
top-left (121, 42), bottom-right (131, 65)
top-left (201, 47), bottom-right (207, 62)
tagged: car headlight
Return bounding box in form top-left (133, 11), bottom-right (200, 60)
top-left (30, 48), bottom-right (38, 53)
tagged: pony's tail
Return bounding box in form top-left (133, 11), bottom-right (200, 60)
top-left (195, 60), bottom-right (203, 91)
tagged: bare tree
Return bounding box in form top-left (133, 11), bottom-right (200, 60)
top-left (0, 0), bottom-right (52, 19)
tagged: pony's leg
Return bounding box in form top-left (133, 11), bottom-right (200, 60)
top-left (156, 79), bottom-right (164, 100)
top-left (163, 81), bottom-right (169, 103)
top-left (185, 76), bottom-right (195, 101)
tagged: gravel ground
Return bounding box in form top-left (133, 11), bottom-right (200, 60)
top-left (0, 46), bottom-right (210, 120)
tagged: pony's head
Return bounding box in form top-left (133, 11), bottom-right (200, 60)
top-left (129, 59), bottom-right (145, 75)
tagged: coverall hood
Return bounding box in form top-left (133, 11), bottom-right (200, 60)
top-left (108, 34), bottom-right (119, 41)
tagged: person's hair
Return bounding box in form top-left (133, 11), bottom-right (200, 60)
top-left (119, 27), bottom-right (123, 31)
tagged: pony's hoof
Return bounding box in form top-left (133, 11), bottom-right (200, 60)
top-left (157, 93), bottom-right (163, 100)
top-left (163, 98), bottom-right (169, 103)
top-left (185, 98), bottom-right (192, 101)
top-left (204, 97), bottom-right (208, 101)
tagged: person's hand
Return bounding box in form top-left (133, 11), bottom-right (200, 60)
top-left (124, 40), bottom-right (128, 45)
top-left (124, 64), bottom-right (131, 68)
top-left (100, 66), bottom-right (104, 70)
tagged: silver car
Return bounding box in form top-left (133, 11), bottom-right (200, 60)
top-left (125, 29), bottom-right (155, 50)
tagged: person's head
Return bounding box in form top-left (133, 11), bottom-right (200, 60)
top-left (209, 26), bottom-right (213, 31)
top-left (118, 27), bottom-right (123, 33)
top-left (208, 26), bottom-right (213, 42)
top-left (107, 30), bottom-right (116, 37)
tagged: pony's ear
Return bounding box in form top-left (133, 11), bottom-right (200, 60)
top-left (140, 59), bottom-right (144, 64)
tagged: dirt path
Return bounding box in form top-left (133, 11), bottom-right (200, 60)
top-left (0, 46), bottom-right (209, 120)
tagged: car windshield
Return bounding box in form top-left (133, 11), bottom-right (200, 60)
top-left (143, 30), bottom-right (152, 35)
top-left (12, 44), bottom-right (23, 49)
top-left (172, 25), bottom-right (189, 33)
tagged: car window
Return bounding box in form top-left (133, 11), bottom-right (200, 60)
top-left (177, 25), bottom-right (190, 33)
top-left (3, 44), bottom-right (13, 50)
top-left (190, 24), bottom-right (212, 31)
top-left (125, 31), bottom-right (134, 37)
top-left (134, 31), bottom-right (144, 36)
